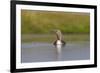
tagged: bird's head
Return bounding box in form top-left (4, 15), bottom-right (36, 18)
top-left (52, 29), bottom-right (61, 35)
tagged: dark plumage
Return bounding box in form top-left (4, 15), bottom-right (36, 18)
top-left (53, 30), bottom-right (66, 46)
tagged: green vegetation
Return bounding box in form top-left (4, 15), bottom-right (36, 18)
top-left (21, 10), bottom-right (90, 34)
top-left (22, 34), bottom-right (89, 43)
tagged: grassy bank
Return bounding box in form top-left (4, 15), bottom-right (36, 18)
top-left (22, 34), bottom-right (89, 43)
top-left (21, 10), bottom-right (90, 34)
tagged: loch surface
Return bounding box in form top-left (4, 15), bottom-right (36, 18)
top-left (21, 41), bottom-right (90, 63)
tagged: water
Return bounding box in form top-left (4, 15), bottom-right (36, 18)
top-left (21, 42), bottom-right (90, 63)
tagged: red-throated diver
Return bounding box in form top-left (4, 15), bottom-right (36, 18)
top-left (53, 30), bottom-right (66, 46)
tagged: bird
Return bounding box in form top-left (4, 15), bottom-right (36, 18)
top-left (53, 30), bottom-right (66, 46)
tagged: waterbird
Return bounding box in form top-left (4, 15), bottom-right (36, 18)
top-left (53, 30), bottom-right (66, 46)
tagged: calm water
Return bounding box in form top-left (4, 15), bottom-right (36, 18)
top-left (21, 41), bottom-right (90, 63)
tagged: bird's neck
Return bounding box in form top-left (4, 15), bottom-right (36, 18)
top-left (56, 34), bottom-right (62, 41)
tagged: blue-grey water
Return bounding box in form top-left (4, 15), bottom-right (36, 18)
top-left (21, 42), bottom-right (90, 63)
